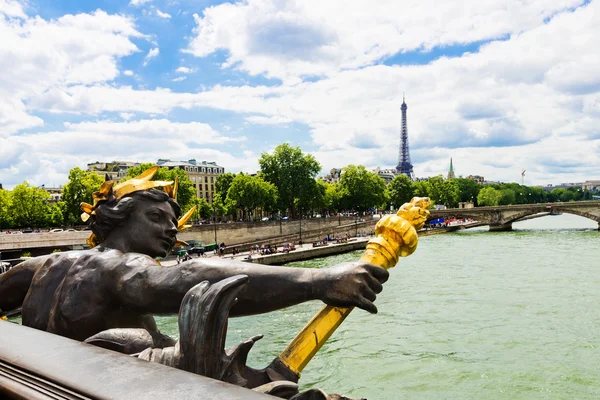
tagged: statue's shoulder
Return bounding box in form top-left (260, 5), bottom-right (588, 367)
top-left (90, 247), bottom-right (160, 269)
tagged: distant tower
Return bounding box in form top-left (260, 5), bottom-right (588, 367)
top-left (447, 158), bottom-right (455, 179)
top-left (396, 94), bottom-right (414, 180)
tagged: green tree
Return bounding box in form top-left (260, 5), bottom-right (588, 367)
top-left (412, 180), bottom-right (431, 198)
top-left (297, 179), bottom-right (330, 214)
top-left (452, 178), bottom-right (481, 205)
top-left (62, 167), bottom-right (104, 225)
top-left (338, 165), bottom-right (387, 211)
top-left (191, 197), bottom-right (212, 221)
top-left (499, 188), bottom-right (516, 205)
top-left (0, 189), bottom-right (13, 229)
top-left (125, 163), bottom-right (196, 213)
top-left (226, 174), bottom-right (278, 220)
top-left (477, 186), bottom-right (502, 206)
top-left (215, 172), bottom-right (235, 202)
top-left (428, 175), bottom-right (460, 207)
top-left (46, 202), bottom-right (66, 227)
top-left (10, 182), bottom-right (52, 228)
top-left (387, 174), bottom-right (414, 208)
top-left (258, 144), bottom-right (321, 217)
top-left (325, 182), bottom-right (345, 214)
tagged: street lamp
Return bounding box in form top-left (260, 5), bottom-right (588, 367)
top-left (209, 194), bottom-right (217, 245)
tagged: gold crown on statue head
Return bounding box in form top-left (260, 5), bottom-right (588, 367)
top-left (80, 166), bottom-right (196, 248)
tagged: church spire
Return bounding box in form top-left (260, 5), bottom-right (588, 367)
top-left (447, 158), bottom-right (455, 179)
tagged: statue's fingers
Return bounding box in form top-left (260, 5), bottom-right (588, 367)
top-left (356, 296), bottom-right (378, 314)
top-left (363, 264), bottom-right (389, 284)
top-left (361, 285), bottom-right (377, 302)
top-left (364, 273), bottom-right (384, 294)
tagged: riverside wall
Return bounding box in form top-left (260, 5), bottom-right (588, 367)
top-left (177, 217), bottom-right (375, 246)
top-left (0, 217), bottom-right (378, 254)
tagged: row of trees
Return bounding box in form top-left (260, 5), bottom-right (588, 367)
top-left (0, 143), bottom-right (596, 228)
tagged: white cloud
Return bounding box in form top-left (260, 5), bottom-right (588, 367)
top-left (175, 66), bottom-right (195, 74)
top-left (0, 119), bottom-right (248, 187)
top-left (246, 115), bottom-right (292, 125)
top-left (185, 0), bottom-right (585, 81)
top-left (0, 8), bottom-right (142, 136)
top-left (130, 0), bottom-right (151, 6)
top-left (143, 47), bottom-right (159, 66)
top-left (172, 76), bottom-right (187, 82)
top-left (120, 112), bottom-right (134, 120)
top-left (0, 0), bottom-right (27, 18)
top-left (123, 69), bottom-right (134, 76)
top-left (156, 9), bottom-right (171, 19)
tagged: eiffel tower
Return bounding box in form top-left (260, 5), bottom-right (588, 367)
top-left (395, 95), bottom-right (414, 180)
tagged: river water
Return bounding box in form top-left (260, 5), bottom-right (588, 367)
top-left (10, 214), bottom-right (599, 399)
top-left (157, 214), bottom-right (600, 399)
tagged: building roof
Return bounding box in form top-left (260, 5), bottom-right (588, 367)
top-left (156, 159), bottom-right (223, 169)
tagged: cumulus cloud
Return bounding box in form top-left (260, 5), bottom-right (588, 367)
top-left (0, 8), bottom-right (142, 135)
top-left (175, 66), bottom-right (195, 74)
top-left (130, 0), bottom-right (151, 6)
top-left (156, 9), bottom-right (171, 19)
top-left (143, 47), bottom-right (159, 65)
top-left (0, 119), bottom-right (248, 187)
top-left (0, 0), bottom-right (26, 18)
top-left (245, 115), bottom-right (292, 125)
top-left (123, 69), bottom-right (134, 76)
top-left (185, 0), bottom-right (585, 81)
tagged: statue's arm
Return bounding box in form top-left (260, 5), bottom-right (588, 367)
top-left (114, 256), bottom-right (388, 316)
top-left (0, 258), bottom-right (46, 313)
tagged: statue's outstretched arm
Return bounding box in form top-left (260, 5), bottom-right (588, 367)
top-left (0, 258), bottom-right (46, 313)
top-left (113, 257), bottom-right (387, 317)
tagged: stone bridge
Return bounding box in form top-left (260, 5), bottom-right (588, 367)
top-left (429, 201), bottom-right (600, 231)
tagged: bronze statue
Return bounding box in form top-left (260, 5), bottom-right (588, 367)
top-left (0, 167), bottom-right (390, 399)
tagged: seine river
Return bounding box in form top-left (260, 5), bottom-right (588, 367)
top-left (158, 213), bottom-right (600, 399)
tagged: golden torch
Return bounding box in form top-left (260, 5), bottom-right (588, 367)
top-left (277, 197), bottom-right (431, 376)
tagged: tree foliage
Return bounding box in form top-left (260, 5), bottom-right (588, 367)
top-left (0, 189), bottom-right (13, 229)
top-left (499, 188), bottom-right (516, 205)
top-left (191, 197), bottom-right (212, 221)
top-left (428, 175), bottom-right (460, 207)
top-left (477, 186), bottom-right (502, 206)
top-left (451, 178), bottom-right (481, 205)
top-left (226, 173), bottom-right (278, 220)
top-left (412, 180), bottom-right (431, 199)
top-left (10, 182), bottom-right (53, 227)
top-left (387, 174), bottom-right (414, 208)
top-left (338, 165), bottom-right (388, 211)
top-left (258, 144), bottom-right (321, 217)
top-left (62, 167), bottom-right (104, 225)
top-left (125, 163), bottom-right (196, 212)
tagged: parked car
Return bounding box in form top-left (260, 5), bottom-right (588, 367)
top-left (65, 229), bottom-right (77, 232)
top-left (49, 229), bottom-right (64, 233)
top-left (21, 228), bottom-right (33, 234)
top-left (261, 217), bottom-right (269, 222)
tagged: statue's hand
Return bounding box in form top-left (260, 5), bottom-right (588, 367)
top-left (317, 262), bottom-right (389, 314)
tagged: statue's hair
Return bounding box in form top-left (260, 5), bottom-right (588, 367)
top-left (90, 189), bottom-right (181, 243)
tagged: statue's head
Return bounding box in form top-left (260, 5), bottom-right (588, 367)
top-left (81, 167), bottom-right (194, 258)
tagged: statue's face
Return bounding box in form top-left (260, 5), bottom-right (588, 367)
top-left (119, 197), bottom-right (179, 258)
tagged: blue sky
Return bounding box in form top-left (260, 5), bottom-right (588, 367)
top-left (1, 0), bottom-right (600, 188)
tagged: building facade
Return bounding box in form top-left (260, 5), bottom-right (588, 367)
top-left (373, 167), bottom-right (397, 184)
top-left (467, 175), bottom-right (485, 184)
top-left (320, 168), bottom-right (342, 184)
top-left (87, 161), bottom-right (139, 181)
top-left (156, 159), bottom-right (224, 202)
